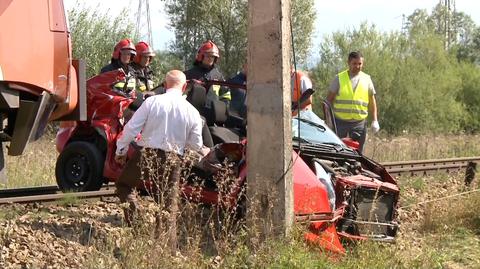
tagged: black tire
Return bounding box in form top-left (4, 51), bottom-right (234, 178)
top-left (55, 141), bottom-right (105, 192)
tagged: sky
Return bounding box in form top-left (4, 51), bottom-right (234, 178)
top-left (64, 0), bottom-right (480, 54)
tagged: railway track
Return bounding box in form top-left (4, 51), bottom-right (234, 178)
top-left (382, 156), bottom-right (480, 177)
top-left (0, 156), bottom-right (478, 204)
top-left (0, 185), bottom-right (116, 204)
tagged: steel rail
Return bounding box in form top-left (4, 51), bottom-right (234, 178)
top-left (0, 185), bottom-right (59, 198)
top-left (382, 156), bottom-right (480, 177)
top-left (0, 156), bottom-right (478, 204)
top-left (0, 189), bottom-right (115, 204)
top-left (382, 156), bottom-right (480, 169)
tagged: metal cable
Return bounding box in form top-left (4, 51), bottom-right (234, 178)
top-left (399, 188), bottom-right (480, 210)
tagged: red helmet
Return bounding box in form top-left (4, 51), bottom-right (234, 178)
top-left (195, 40), bottom-right (220, 62)
top-left (112, 38), bottom-right (136, 60)
top-left (134, 41), bottom-right (156, 64)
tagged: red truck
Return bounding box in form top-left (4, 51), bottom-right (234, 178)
top-left (0, 0), bottom-right (85, 180)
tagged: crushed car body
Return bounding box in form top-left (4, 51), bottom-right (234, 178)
top-left (55, 75), bottom-right (399, 255)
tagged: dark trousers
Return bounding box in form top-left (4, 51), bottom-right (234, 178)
top-left (334, 118), bottom-right (367, 153)
top-left (115, 147), bottom-right (181, 252)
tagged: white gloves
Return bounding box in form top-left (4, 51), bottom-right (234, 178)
top-left (371, 120), bottom-right (380, 133)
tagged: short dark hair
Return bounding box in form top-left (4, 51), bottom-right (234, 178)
top-left (348, 51), bottom-right (363, 61)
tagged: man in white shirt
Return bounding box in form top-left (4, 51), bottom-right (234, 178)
top-left (114, 70), bottom-right (204, 251)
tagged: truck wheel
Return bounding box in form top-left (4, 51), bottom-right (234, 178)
top-left (55, 141), bottom-right (105, 192)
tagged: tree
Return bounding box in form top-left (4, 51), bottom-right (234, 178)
top-left (291, 0), bottom-right (316, 65)
top-left (458, 62), bottom-right (480, 132)
top-left (406, 4), bottom-right (480, 63)
top-left (456, 26), bottom-right (480, 64)
top-left (67, 4), bottom-right (136, 78)
top-left (68, 4), bottom-right (182, 85)
top-left (310, 23), bottom-right (468, 135)
top-left (165, 0), bottom-right (315, 77)
top-left (148, 51), bottom-right (184, 84)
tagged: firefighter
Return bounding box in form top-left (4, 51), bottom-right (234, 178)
top-left (100, 38), bottom-right (137, 94)
top-left (131, 41), bottom-right (156, 93)
top-left (184, 40), bottom-right (231, 107)
top-left (227, 63), bottom-right (247, 117)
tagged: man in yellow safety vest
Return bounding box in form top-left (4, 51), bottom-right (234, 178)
top-left (326, 51), bottom-right (379, 153)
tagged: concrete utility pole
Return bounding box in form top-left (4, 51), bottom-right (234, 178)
top-left (246, 0), bottom-right (293, 237)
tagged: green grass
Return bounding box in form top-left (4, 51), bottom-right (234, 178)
top-left (410, 177), bottom-right (425, 191)
top-left (3, 136), bottom-right (57, 188)
top-left (57, 192), bottom-right (81, 207)
top-left (0, 206), bottom-right (22, 221)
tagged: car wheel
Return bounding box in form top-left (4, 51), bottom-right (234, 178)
top-left (55, 141), bottom-right (105, 192)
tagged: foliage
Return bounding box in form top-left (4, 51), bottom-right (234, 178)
top-left (165, 0), bottom-right (315, 77)
top-left (310, 3), bottom-right (480, 135)
top-left (311, 22), bottom-right (478, 135)
top-left (456, 27), bottom-right (480, 64)
top-left (67, 4), bottom-right (182, 85)
top-left (67, 4), bottom-right (136, 78)
top-left (148, 50), bottom-right (184, 84)
top-left (457, 62), bottom-right (480, 132)
top-left (405, 4), bottom-right (480, 65)
top-left (165, 0), bottom-right (248, 77)
top-left (291, 0), bottom-right (316, 66)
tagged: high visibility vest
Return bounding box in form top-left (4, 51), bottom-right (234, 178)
top-left (212, 85), bottom-right (231, 101)
top-left (291, 71), bottom-right (312, 110)
top-left (292, 71), bottom-right (305, 103)
top-left (333, 70), bottom-right (370, 121)
top-left (113, 78), bottom-right (136, 93)
top-left (137, 79), bottom-right (154, 92)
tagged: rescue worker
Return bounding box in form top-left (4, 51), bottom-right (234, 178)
top-left (131, 41), bottom-right (156, 93)
top-left (227, 63), bottom-right (247, 117)
top-left (114, 70), bottom-right (206, 253)
top-left (326, 51), bottom-right (379, 153)
top-left (184, 40), bottom-right (231, 107)
top-left (225, 64), bottom-right (312, 118)
top-left (100, 38), bottom-right (137, 94)
top-left (291, 69), bottom-right (314, 114)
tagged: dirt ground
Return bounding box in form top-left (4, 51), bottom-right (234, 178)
top-left (0, 173), bottom-right (478, 268)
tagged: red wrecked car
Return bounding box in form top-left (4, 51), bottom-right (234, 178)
top-left (55, 70), bottom-right (399, 254)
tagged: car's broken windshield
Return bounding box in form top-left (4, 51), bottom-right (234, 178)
top-left (292, 110), bottom-right (344, 146)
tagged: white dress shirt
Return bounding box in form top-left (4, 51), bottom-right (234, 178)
top-left (116, 88), bottom-right (203, 156)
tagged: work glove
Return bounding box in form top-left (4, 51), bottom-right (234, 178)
top-left (371, 120), bottom-right (380, 133)
top-left (114, 154), bottom-right (127, 165)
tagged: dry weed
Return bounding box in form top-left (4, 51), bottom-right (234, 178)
top-left (365, 133), bottom-right (480, 162)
